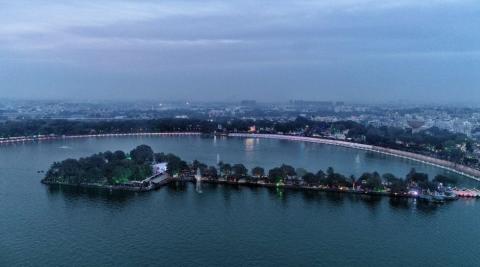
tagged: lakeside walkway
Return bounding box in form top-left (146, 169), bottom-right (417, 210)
top-left (0, 132), bottom-right (202, 145)
top-left (5, 130), bottom-right (480, 181)
top-left (229, 133), bottom-right (480, 182)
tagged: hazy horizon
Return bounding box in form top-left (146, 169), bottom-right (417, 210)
top-left (1, 1), bottom-right (479, 103)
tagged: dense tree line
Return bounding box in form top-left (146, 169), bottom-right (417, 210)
top-left (203, 161), bottom-right (456, 194)
top-left (44, 145), bottom-right (157, 185)
top-left (0, 119), bottom-right (217, 137)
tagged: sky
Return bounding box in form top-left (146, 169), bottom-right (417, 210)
top-left (0, 0), bottom-right (479, 103)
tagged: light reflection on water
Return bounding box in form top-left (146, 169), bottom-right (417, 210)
top-left (244, 138), bottom-right (256, 152)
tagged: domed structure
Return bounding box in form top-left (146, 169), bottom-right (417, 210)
top-left (407, 120), bottom-right (425, 130)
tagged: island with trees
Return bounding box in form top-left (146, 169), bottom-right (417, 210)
top-left (43, 144), bottom-right (478, 201)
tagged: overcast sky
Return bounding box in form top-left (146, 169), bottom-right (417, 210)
top-left (0, 0), bottom-right (479, 103)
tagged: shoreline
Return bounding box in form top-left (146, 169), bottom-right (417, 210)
top-left (4, 130), bottom-right (478, 181)
top-left (41, 177), bottom-right (479, 200)
top-left (0, 132), bottom-right (202, 145)
top-left (41, 177), bottom-right (173, 192)
top-left (229, 133), bottom-right (480, 182)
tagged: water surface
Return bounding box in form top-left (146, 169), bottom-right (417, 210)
top-left (1, 136), bottom-right (479, 266)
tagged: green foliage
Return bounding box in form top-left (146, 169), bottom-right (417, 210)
top-left (302, 172), bottom-right (319, 185)
top-left (44, 145), bottom-right (156, 185)
top-left (268, 167), bottom-right (284, 183)
top-left (251, 166), bottom-right (265, 177)
top-left (205, 166), bottom-right (218, 179)
top-left (323, 167), bottom-right (350, 187)
top-left (380, 173), bottom-right (406, 193)
top-left (191, 160), bottom-right (208, 175)
top-left (406, 168), bottom-right (430, 189)
top-left (433, 174), bottom-right (458, 185)
top-left (219, 162), bottom-right (232, 176)
top-left (0, 118), bottom-right (217, 138)
top-left (267, 164), bottom-right (297, 183)
top-left (280, 164), bottom-right (296, 177)
top-left (157, 153), bottom-right (188, 176)
top-left (232, 164), bottom-right (248, 177)
top-left (130, 145), bottom-right (154, 165)
top-left (316, 170), bottom-right (326, 180)
top-left (358, 172), bottom-right (384, 190)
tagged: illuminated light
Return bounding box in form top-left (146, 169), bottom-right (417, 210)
top-left (409, 190), bottom-right (419, 196)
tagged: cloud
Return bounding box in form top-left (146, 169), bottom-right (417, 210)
top-left (0, 0), bottom-right (478, 102)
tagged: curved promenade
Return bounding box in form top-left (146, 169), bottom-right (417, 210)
top-left (2, 131), bottom-right (479, 181)
top-left (0, 132), bottom-right (202, 145)
top-left (229, 133), bottom-right (480, 182)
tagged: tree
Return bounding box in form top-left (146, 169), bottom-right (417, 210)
top-left (251, 166), bottom-right (265, 178)
top-left (295, 168), bottom-right (308, 178)
top-left (466, 141), bottom-right (474, 153)
top-left (220, 163), bottom-right (232, 176)
top-left (132, 164), bottom-right (153, 181)
top-left (192, 160), bottom-right (208, 174)
top-left (326, 167), bottom-right (335, 179)
top-left (154, 152), bottom-right (167, 162)
top-left (382, 173), bottom-right (407, 194)
top-left (316, 170), bottom-right (326, 181)
top-left (433, 174), bottom-right (457, 186)
top-left (280, 164), bottom-right (296, 178)
top-left (103, 151), bottom-right (114, 162)
top-left (130, 145), bottom-right (154, 165)
top-left (113, 150), bottom-right (126, 161)
top-left (232, 164), bottom-right (248, 177)
top-left (368, 172), bottom-right (382, 190)
top-left (206, 166), bottom-right (218, 179)
top-left (382, 173), bottom-right (397, 183)
top-left (406, 168), bottom-right (429, 189)
top-left (164, 153), bottom-right (188, 175)
top-left (303, 172), bottom-right (319, 185)
top-left (268, 167), bottom-right (284, 183)
top-left (358, 172), bottom-right (382, 190)
top-left (192, 160), bottom-right (201, 170)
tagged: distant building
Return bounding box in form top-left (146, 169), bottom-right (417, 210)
top-left (152, 163), bottom-right (168, 175)
top-left (407, 120), bottom-right (426, 133)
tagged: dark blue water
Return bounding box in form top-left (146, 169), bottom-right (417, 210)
top-left (1, 136), bottom-right (479, 266)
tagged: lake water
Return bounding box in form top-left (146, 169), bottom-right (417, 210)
top-left (1, 136), bottom-right (479, 266)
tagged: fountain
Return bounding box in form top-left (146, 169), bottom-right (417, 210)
top-left (195, 167), bottom-right (203, 193)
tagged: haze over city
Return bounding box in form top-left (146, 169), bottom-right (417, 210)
top-left (1, 0), bottom-right (479, 103)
